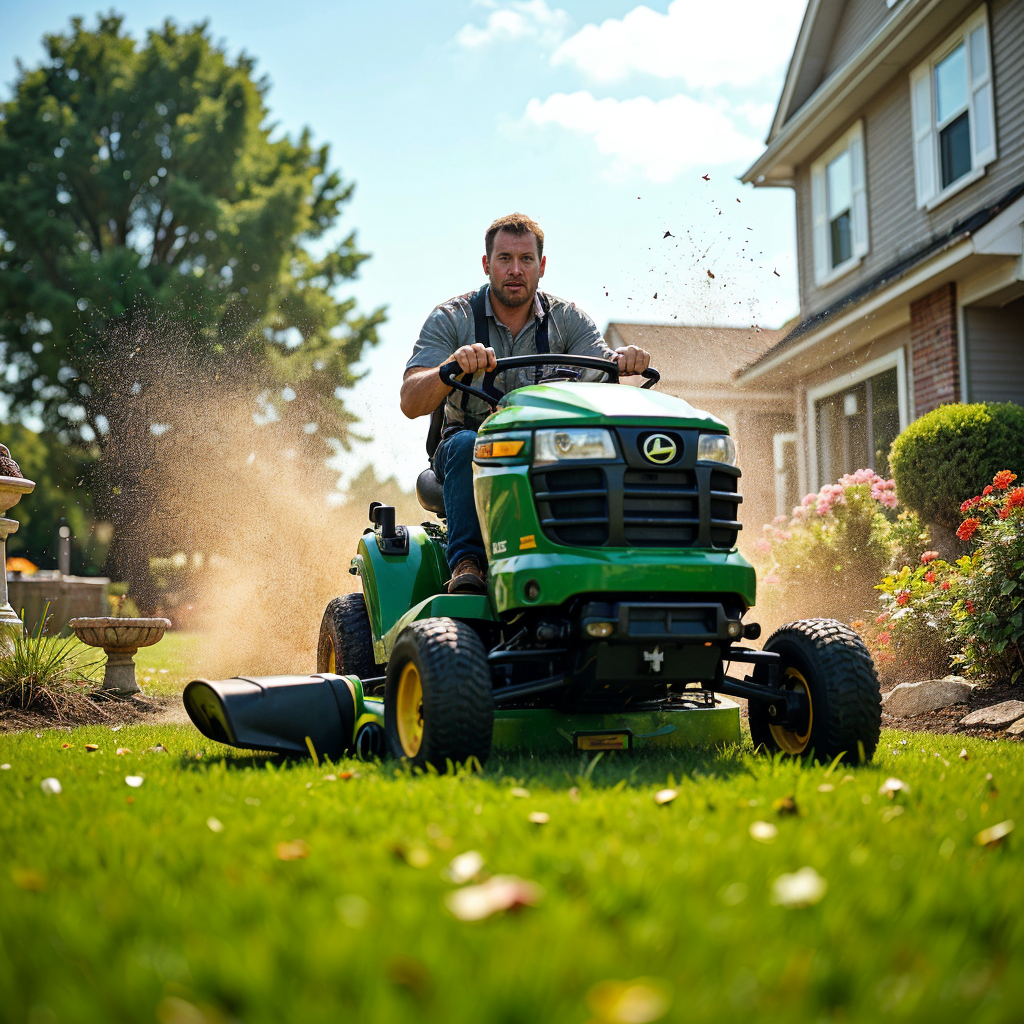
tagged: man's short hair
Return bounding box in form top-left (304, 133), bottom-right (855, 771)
top-left (485, 213), bottom-right (544, 261)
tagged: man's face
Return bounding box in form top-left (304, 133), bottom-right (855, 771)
top-left (483, 229), bottom-right (546, 308)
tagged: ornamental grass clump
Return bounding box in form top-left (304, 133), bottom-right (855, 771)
top-left (750, 469), bottom-right (921, 628)
top-left (875, 469), bottom-right (1024, 685)
top-left (0, 618), bottom-right (103, 720)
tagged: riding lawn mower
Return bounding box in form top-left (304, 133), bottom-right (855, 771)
top-left (184, 354), bottom-right (882, 768)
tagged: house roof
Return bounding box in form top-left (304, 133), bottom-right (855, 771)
top-left (605, 323), bottom-right (787, 386)
top-left (736, 181), bottom-right (1024, 380)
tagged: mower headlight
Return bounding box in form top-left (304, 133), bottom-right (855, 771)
top-left (533, 428), bottom-right (616, 465)
top-left (697, 433), bottom-right (737, 466)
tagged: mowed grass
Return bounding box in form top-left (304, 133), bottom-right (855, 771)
top-left (1, 725), bottom-right (1022, 1024)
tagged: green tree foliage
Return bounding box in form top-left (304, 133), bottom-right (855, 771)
top-left (890, 403), bottom-right (1024, 530)
top-left (0, 423), bottom-right (106, 575)
top-left (0, 15), bottom-right (384, 600)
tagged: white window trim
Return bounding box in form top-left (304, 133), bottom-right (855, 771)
top-left (910, 5), bottom-right (997, 211)
top-left (810, 120), bottom-right (869, 287)
top-left (773, 432), bottom-right (799, 518)
top-left (805, 348), bottom-right (909, 492)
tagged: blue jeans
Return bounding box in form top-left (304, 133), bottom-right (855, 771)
top-left (433, 429), bottom-right (486, 572)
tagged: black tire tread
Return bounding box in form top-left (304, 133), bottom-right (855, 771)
top-left (750, 617), bottom-right (882, 764)
top-left (385, 617), bottom-right (493, 770)
top-left (317, 594), bottom-right (377, 678)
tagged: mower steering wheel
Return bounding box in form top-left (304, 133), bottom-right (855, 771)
top-left (438, 353), bottom-right (661, 410)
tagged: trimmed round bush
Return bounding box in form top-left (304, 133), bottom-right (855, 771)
top-left (890, 402), bottom-right (1024, 529)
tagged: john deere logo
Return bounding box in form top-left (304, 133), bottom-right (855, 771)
top-left (642, 434), bottom-right (678, 465)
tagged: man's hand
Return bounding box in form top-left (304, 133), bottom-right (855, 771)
top-left (453, 343), bottom-right (497, 375)
top-left (614, 345), bottom-right (651, 376)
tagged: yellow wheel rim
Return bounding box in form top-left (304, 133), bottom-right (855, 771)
top-left (769, 667), bottom-right (813, 755)
top-left (327, 640), bottom-right (336, 674)
top-left (396, 661), bottom-right (424, 757)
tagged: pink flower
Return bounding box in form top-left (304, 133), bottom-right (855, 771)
top-left (763, 574), bottom-right (780, 586)
top-left (877, 491), bottom-right (898, 509)
top-left (920, 550), bottom-right (939, 564)
top-left (875, 613), bottom-right (888, 624)
top-left (754, 538), bottom-right (772, 553)
top-left (801, 493), bottom-right (816, 508)
top-left (772, 515), bottom-right (788, 526)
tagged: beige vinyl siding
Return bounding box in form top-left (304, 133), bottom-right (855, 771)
top-left (821, 0), bottom-right (894, 81)
top-left (964, 297), bottom-right (1024, 403)
top-left (796, 0), bottom-right (1024, 319)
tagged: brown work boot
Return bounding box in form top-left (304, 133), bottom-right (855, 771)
top-left (448, 557), bottom-right (487, 595)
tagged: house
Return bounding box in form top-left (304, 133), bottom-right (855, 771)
top-left (740, 0), bottom-right (1024, 500)
top-left (604, 322), bottom-right (793, 531)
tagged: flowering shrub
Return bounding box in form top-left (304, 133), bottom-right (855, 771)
top-left (750, 469), bottom-right (922, 627)
top-left (875, 469), bottom-right (1024, 684)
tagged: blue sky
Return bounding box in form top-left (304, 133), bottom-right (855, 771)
top-left (1, 0), bottom-right (806, 488)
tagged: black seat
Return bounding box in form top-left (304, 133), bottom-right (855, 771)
top-left (416, 467), bottom-right (446, 517)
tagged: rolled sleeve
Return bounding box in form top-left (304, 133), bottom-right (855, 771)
top-left (406, 304), bottom-right (465, 373)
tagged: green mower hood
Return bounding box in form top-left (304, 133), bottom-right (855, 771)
top-left (481, 381), bottom-right (728, 433)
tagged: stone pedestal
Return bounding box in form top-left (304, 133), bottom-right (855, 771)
top-left (0, 476), bottom-right (37, 636)
top-left (68, 617), bottom-right (171, 694)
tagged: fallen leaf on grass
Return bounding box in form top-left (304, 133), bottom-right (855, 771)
top-left (654, 789), bottom-right (677, 806)
top-left (206, 817), bottom-right (224, 833)
top-left (149, 745), bottom-right (168, 754)
top-left (771, 867), bottom-right (827, 908)
top-left (586, 977), bottom-right (672, 1024)
top-left (817, 783), bottom-right (834, 793)
top-left (40, 777), bottom-right (62, 795)
top-left (276, 839), bottom-right (310, 861)
top-left (0, 764), bottom-right (10, 770)
top-left (975, 820), bottom-right (1014, 848)
top-left (339, 771), bottom-right (356, 780)
top-left (125, 776), bottom-right (144, 788)
top-left (11, 868), bottom-right (46, 892)
top-left (61, 743), bottom-right (70, 749)
top-left (445, 875), bottom-right (542, 921)
top-left (568, 787), bottom-right (581, 803)
top-left (749, 821), bottom-right (777, 843)
top-left (116, 748), bottom-right (131, 756)
top-left (447, 850), bottom-right (484, 884)
top-left (528, 811), bottom-right (550, 825)
top-left (959, 748), bottom-right (969, 760)
top-left (773, 795), bottom-right (799, 816)
top-left (879, 777), bottom-right (908, 798)
top-left (510, 787), bottom-right (530, 799)
top-left (84, 744), bottom-right (99, 752)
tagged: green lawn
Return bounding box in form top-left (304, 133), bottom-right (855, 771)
top-left (0, 725), bottom-right (1021, 1024)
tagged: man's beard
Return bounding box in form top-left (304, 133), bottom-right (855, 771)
top-left (491, 278), bottom-right (535, 308)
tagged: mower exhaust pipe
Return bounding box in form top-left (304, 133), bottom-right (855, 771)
top-left (183, 673), bottom-right (364, 760)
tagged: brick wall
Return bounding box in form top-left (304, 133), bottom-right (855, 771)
top-left (910, 283), bottom-right (960, 415)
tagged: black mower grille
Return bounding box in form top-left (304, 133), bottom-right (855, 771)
top-left (531, 436), bottom-right (742, 550)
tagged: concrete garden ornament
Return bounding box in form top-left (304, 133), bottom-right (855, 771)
top-left (0, 444), bottom-right (36, 636)
top-left (69, 617), bottom-right (171, 694)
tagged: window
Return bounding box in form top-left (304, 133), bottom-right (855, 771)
top-left (910, 6), bottom-right (996, 209)
top-left (811, 121), bottom-right (868, 286)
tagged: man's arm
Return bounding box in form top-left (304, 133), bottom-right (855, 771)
top-left (400, 344), bottom-right (499, 419)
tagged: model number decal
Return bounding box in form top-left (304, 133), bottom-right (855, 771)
top-left (491, 540), bottom-right (507, 555)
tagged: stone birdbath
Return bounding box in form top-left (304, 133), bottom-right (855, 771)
top-left (68, 617), bottom-right (171, 694)
top-left (0, 472), bottom-right (37, 637)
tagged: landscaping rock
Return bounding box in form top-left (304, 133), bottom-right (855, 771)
top-left (882, 676), bottom-right (976, 717)
top-left (1006, 718), bottom-right (1024, 736)
top-left (960, 700), bottom-right (1024, 729)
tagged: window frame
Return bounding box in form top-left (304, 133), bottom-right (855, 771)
top-left (909, 5), bottom-right (997, 211)
top-left (805, 348), bottom-right (909, 492)
top-left (810, 120), bottom-right (869, 288)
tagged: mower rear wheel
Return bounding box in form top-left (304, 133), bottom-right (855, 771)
top-left (385, 617), bottom-right (493, 771)
top-left (317, 594), bottom-right (377, 679)
top-left (749, 618), bottom-right (881, 764)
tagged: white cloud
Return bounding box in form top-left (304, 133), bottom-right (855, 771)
top-left (456, 1), bottom-right (570, 49)
top-left (551, 0), bottom-right (804, 87)
top-left (523, 91), bottom-right (761, 182)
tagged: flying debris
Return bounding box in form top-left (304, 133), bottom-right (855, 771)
top-left (773, 268), bottom-right (781, 277)
top-left (707, 270), bottom-right (715, 280)
top-left (663, 230), bottom-right (673, 238)
top-left (702, 174), bottom-right (710, 181)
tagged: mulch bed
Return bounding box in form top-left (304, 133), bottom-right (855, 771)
top-left (0, 693), bottom-right (183, 734)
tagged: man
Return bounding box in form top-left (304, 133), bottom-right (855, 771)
top-left (401, 213), bottom-right (651, 594)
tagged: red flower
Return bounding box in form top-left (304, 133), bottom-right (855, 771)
top-left (941, 581), bottom-right (951, 591)
top-left (983, 485), bottom-right (994, 496)
top-left (896, 590), bottom-right (910, 606)
top-left (1001, 486), bottom-right (1024, 518)
top-left (957, 517), bottom-right (981, 541)
top-left (920, 550), bottom-right (939, 564)
top-left (875, 612), bottom-right (888, 623)
top-left (877, 632), bottom-right (891, 646)
top-left (993, 470), bottom-right (1017, 490)
top-left (966, 599), bottom-right (975, 614)
top-left (924, 571), bottom-right (936, 583)
top-left (960, 496), bottom-right (982, 513)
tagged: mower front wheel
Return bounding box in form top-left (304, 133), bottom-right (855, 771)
top-left (749, 618), bottom-right (881, 764)
top-left (317, 594), bottom-right (378, 679)
top-left (385, 618), bottom-right (493, 771)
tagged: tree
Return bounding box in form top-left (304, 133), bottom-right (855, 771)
top-left (0, 15), bottom-right (384, 605)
